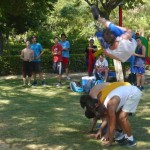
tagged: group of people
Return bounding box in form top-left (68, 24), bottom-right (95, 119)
top-left (21, 33), bottom-right (71, 87)
top-left (84, 39), bottom-right (109, 82)
top-left (79, 5), bottom-right (146, 148)
top-left (80, 81), bottom-right (142, 147)
top-left (84, 5), bottom-right (146, 89)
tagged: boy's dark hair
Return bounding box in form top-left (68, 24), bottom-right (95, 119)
top-left (85, 109), bottom-right (95, 119)
top-left (61, 33), bottom-right (66, 38)
top-left (102, 28), bottom-right (116, 45)
top-left (80, 95), bottom-right (98, 110)
top-left (54, 36), bottom-right (58, 40)
top-left (30, 36), bottom-right (37, 41)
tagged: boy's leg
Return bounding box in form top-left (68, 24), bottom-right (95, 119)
top-left (90, 5), bottom-right (125, 36)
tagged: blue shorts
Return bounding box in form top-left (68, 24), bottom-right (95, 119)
top-left (133, 66), bottom-right (145, 74)
top-left (109, 23), bottom-right (125, 37)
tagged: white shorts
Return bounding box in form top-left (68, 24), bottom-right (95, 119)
top-left (122, 87), bottom-right (142, 113)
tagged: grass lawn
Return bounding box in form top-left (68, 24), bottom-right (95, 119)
top-left (0, 73), bottom-right (150, 150)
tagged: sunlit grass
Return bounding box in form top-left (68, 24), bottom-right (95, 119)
top-left (0, 74), bottom-right (150, 150)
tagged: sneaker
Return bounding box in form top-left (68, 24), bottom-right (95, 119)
top-left (42, 80), bottom-right (46, 86)
top-left (90, 5), bottom-right (100, 20)
top-left (140, 86), bottom-right (144, 91)
top-left (115, 136), bottom-right (126, 143)
top-left (56, 82), bottom-right (61, 87)
top-left (114, 131), bottom-right (124, 141)
top-left (32, 81), bottom-right (37, 86)
top-left (66, 76), bottom-right (71, 80)
top-left (28, 83), bottom-right (31, 86)
top-left (90, 5), bottom-right (105, 20)
top-left (119, 138), bottom-right (137, 147)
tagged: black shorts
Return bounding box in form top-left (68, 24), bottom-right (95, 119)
top-left (22, 61), bottom-right (32, 78)
top-left (31, 61), bottom-right (42, 73)
top-left (53, 62), bottom-right (63, 75)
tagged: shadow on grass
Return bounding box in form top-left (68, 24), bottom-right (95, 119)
top-left (0, 77), bottom-right (150, 150)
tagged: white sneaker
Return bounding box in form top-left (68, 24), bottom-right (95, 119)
top-left (56, 82), bottom-right (61, 87)
top-left (66, 76), bottom-right (71, 80)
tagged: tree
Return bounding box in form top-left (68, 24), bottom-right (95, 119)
top-left (0, 0), bottom-right (57, 34)
top-left (84, 0), bottom-right (145, 19)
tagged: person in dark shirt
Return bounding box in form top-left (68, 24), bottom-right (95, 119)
top-left (84, 39), bottom-right (98, 76)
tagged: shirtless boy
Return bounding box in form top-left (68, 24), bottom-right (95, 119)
top-left (21, 41), bottom-right (34, 86)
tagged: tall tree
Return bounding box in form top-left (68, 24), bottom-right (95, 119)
top-left (84, 0), bottom-right (145, 19)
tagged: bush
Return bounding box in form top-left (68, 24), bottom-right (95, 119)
top-left (0, 54), bottom-right (87, 76)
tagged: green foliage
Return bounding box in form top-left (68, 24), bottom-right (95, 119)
top-left (0, 0), bottom-right (58, 34)
top-left (0, 53), bottom-right (87, 76)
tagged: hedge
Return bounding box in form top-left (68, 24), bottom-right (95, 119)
top-left (0, 54), bottom-right (87, 76)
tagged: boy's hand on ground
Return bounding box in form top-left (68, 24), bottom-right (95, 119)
top-left (101, 140), bottom-right (111, 147)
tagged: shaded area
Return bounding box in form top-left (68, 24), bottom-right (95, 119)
top-left (0, 74), bottom-right (150, 150)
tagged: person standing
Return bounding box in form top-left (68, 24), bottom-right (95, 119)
top-left (52, 37), bottom-right (63, 86)
top-left (21, 41), bottom-right (34, 86)
top-left (30, 36), bottom-right (45, 86)
top-left (85, 39), bottom-right (98, 76)
top-left (59, 33), bottom-right (71, 80)
top-left (133, 37), bottom-right (146, 91)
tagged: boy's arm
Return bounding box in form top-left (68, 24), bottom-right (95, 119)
top-left (95, 116), bottom-right (108, 139)
top-left (102, 49), bottom-right (122, 62)
top-left (20, 50), bottom-right (24, 60)
top-left (107, 96), bottom-right (120, 146)
top-left (89, 117), bottom-right (97, 132)
top-left (30, 51), bottom-right (34, 61)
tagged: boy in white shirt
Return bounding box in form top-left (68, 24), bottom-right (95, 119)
top-left (91, 5), bottom-right (137, 62)
top-left (94, 54), bottom-right (109, 82)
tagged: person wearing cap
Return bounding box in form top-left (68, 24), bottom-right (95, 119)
top-left (30, 36), bottom-right (45, 86)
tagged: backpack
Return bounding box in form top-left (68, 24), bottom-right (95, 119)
top-left (70, 82), bottom-right (83, 93)
top-left (83, 79), bottom-right (95, 93)
top-left (83, 79), bottom-right (104, 94)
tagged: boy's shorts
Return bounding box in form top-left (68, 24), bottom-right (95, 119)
top-left (31, 61), bottom-right (41, 73)
top-left (133, 66), bottom-right (145, 74)
top-left (122, 86), bottom-right (142, 113)
top-left (62, 57), bottom-right (69, 66)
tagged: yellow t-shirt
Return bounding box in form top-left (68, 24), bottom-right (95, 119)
top-left (98, 82), bottom-right (131, 103)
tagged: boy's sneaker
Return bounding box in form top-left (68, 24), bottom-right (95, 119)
top-left (32, 81), bottom-right (37, 86)
top-left (90, 5), bottom-right (100, 20)
top-left (114, 131), bottom-right (124, 141)
top-left (140, 86), bottom-right (144, 91)
top-left (28, 83), bottom-right (31, 86)
top-left (90, 5), bottom-right (105, 20)
top-left (56, 82), bottom-right (61, 87)
top-left (42, 81), bottom-right (46, 86)
top-left (66, 76), bottom-right (71, 80)
top-left (119, 138), bottom-right (137, 147)
top-left (115, 136), bottom-right (126, 143)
